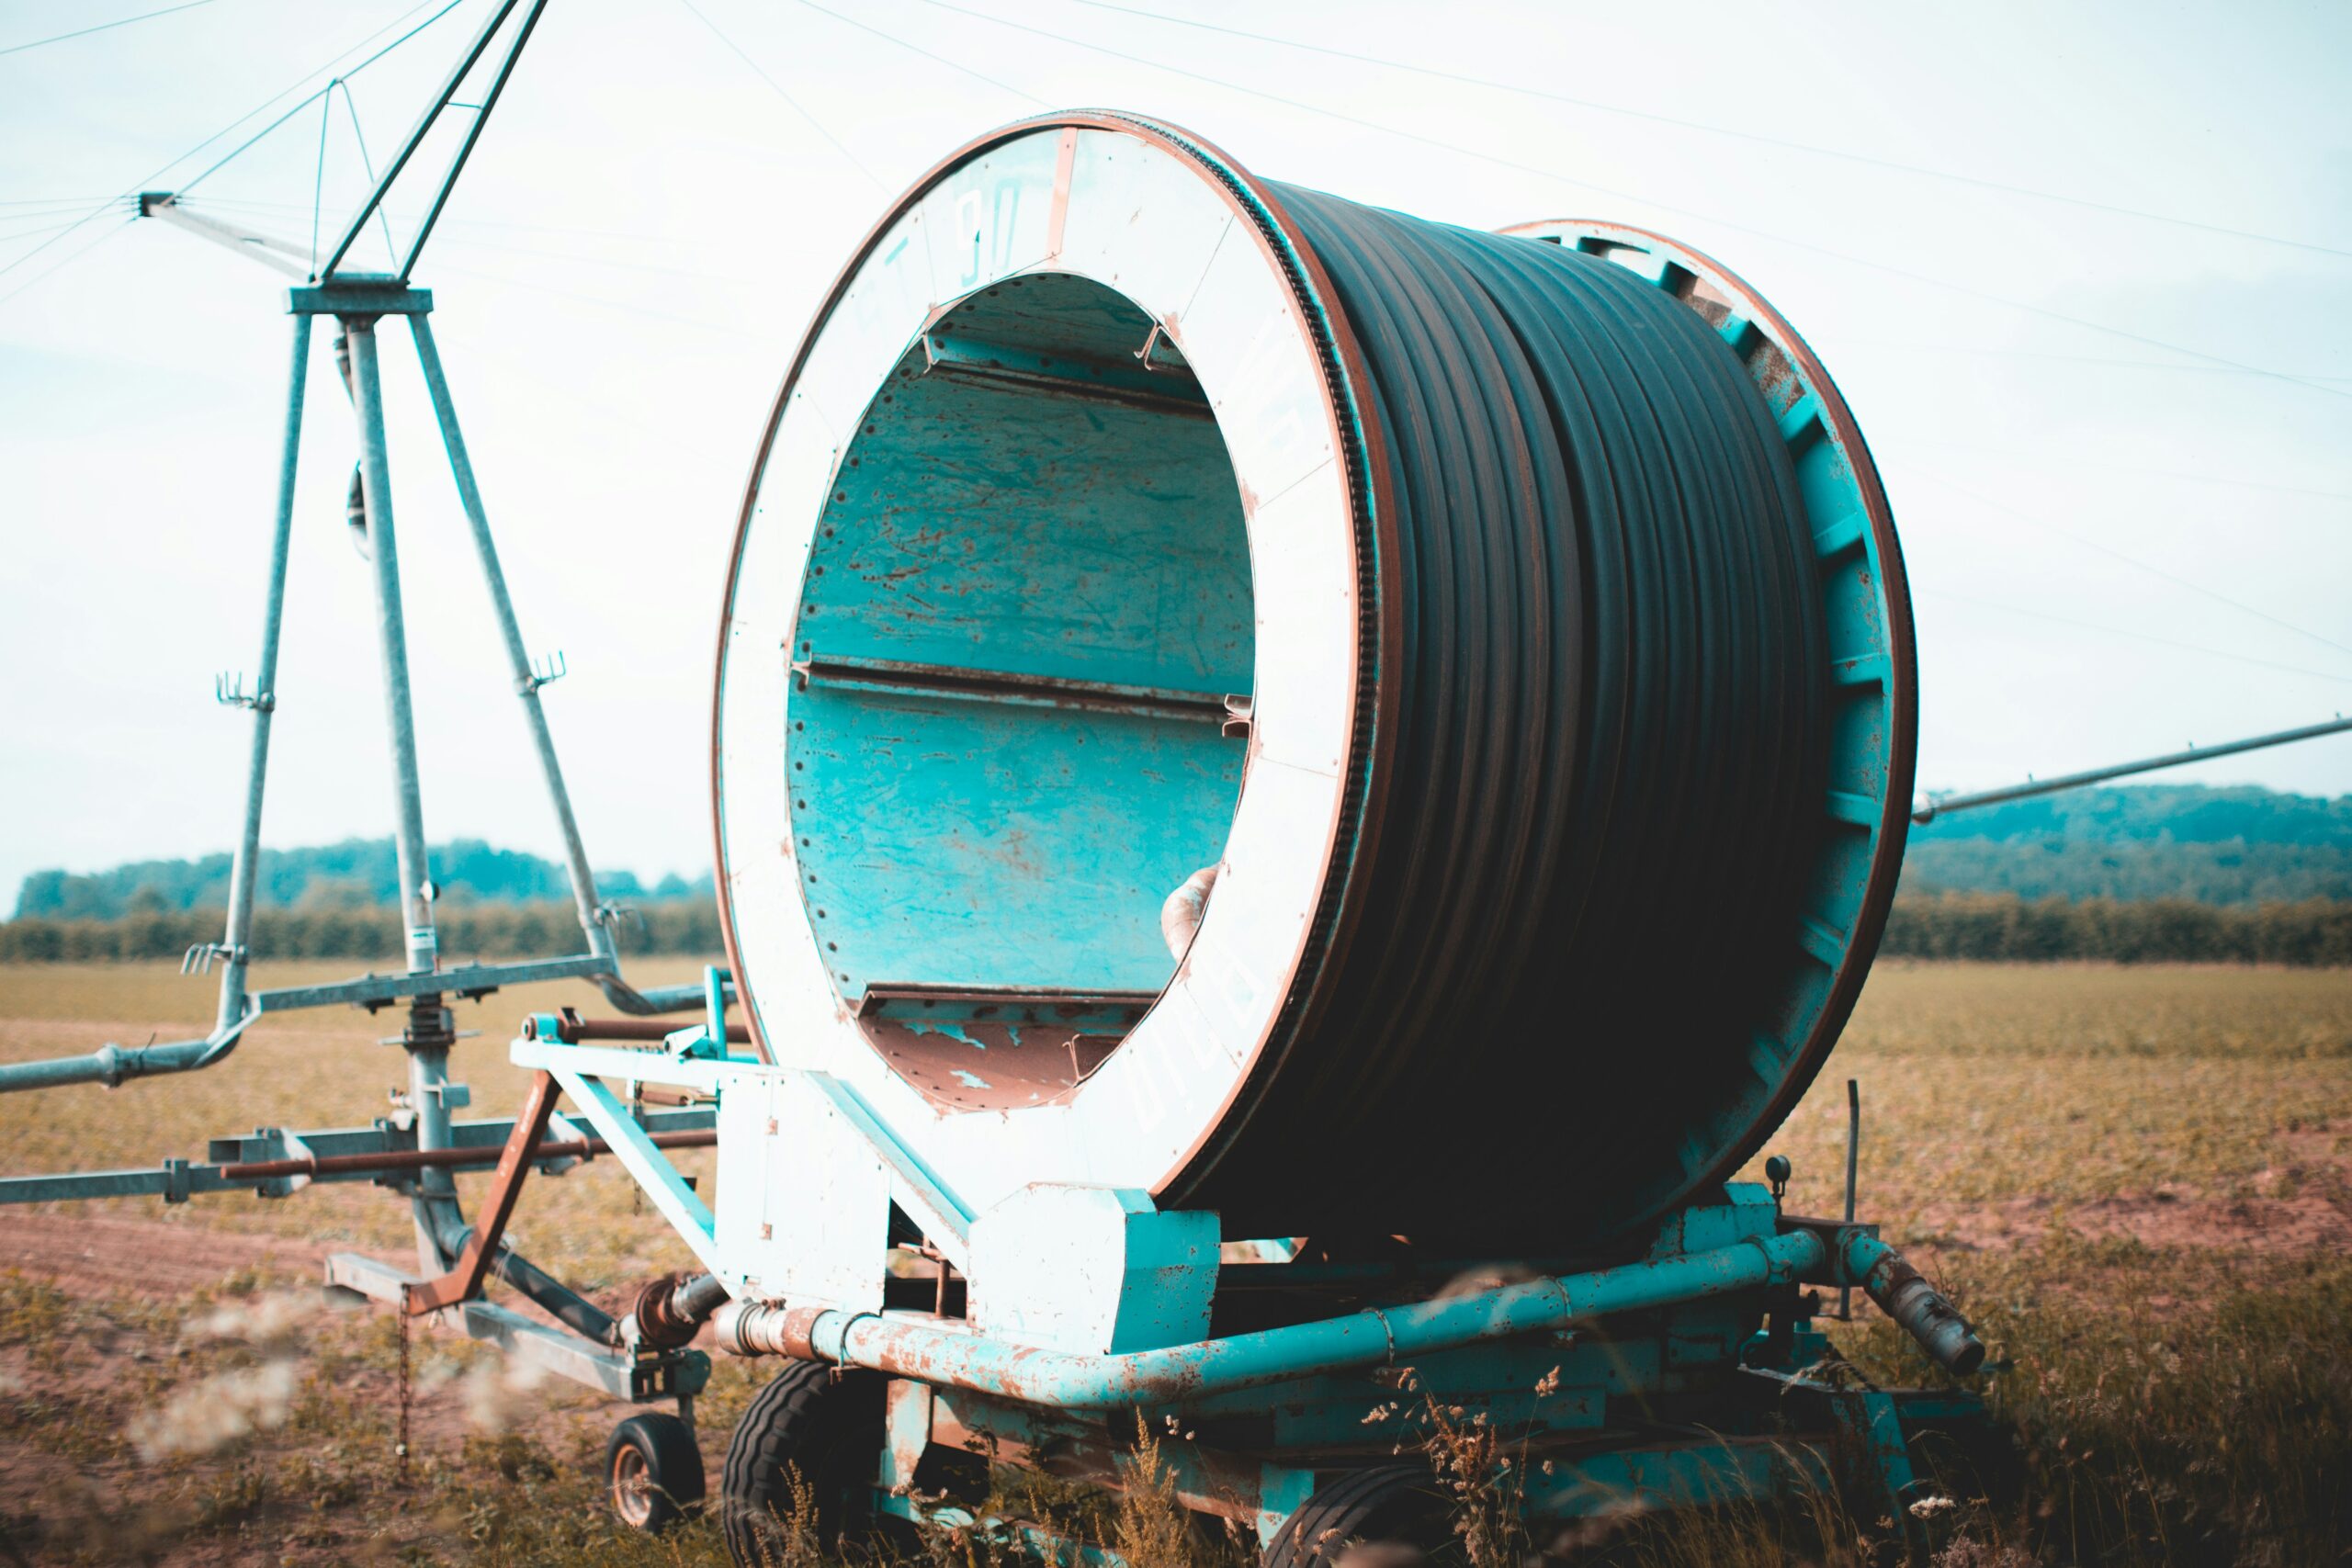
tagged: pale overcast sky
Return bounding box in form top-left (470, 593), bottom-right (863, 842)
top-left (2, 0), bottom-right (2348, 900)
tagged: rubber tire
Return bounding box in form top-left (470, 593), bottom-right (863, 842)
top-left (605, 1412), bottom-right (707, 1533)
top-left (1261, 1462), bottom-right (1452, 1568)
top-left (720, 1362), bottom-right (887, 1565)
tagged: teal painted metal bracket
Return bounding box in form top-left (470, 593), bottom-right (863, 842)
top-left (544, 1062), bottom-right (722, 1276)
top-left (512, 1031), bottom-right (734, 1094)
top-left (803, 1070), bottom-right (974, 1265)
top-left (287, 276), bottom-right (433, 317)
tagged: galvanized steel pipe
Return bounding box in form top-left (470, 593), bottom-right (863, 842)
top-left (715, 1228), bottom-right (1826, 1408)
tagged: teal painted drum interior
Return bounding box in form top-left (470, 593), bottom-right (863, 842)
top-left (785, 272), bottom-right (1253, 1109)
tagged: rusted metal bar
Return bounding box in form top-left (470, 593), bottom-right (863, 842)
top-left (217, 1127), bottom-right (716, 1182)
top-left (404, 1072), bottom-right (560, 1314)
top-left (793, 652), bottom-right (1231, 725)
top-left (549, 1008), bottom-right (751, 1045)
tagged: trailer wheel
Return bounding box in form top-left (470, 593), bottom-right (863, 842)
top-left (1261, 1462), bottom-right (1450, 1568)
top-left (720, 1362), bottom-right (886, 1565)
top-left (605, 1412), bottom-right (706, 1532)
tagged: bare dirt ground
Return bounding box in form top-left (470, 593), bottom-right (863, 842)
top-left (0, 1213), bottom-right (379, 1302)
top-left (0, 1214), bottom-right (681, 1567)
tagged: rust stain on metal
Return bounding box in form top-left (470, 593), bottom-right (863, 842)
top-left (402, 1071), bottom-right (561, 1315)
top-left (1046, 127), bottom-right (1078, 258)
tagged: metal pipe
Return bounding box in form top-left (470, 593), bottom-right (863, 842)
top-left (1838, 1078), bottom-right (1860, 1321)
top-left (0, 1035), bottom-right (216, 1093)
top-left (716, 1230), bottom-right (1826, 1408)
top-left (317, 0), bottom-right (524, 281)
top-left (407, 314), bottom-right (607, 953)
top-left (1841, 1233), bottom-right (1985, 1375)
top-left (1912, 715), bottom-right (2352, 824)
top-left (217, 1127), bottom-right (716, 1180)
top-left (395, 0), bottom-right (550, 282)
top-left (547, 1013), bottom-right (751, 1045)
top-left (406, 1039), bottom-right (463, 1272)
top-left (427, 1210), bottom-right (621, 1346)
top-left (212, 313), bottom-right (313, 1041)
top-left (406, 315), bottom-right (689, 1020)
top-left (488, 1246), bottom-right (618, 1344)
top-left (134, 193), bottom-right (310, 278)
top-left (343, 319), bottom-right (437, 976)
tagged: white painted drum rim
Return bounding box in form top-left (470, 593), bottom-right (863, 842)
top-left (709, 113), bottom-right (1390, 1224)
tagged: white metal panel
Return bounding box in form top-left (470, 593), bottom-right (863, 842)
top-left (716, 121), bottom-right (1363, 1224)
top-left (718, 1068), bottom-right (891, 1308)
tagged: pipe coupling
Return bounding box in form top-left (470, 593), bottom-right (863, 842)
top-left (712, 1299), bottom-right (829, 1361)
top-left (1852, 1238), bottom-right (1986, 1375)
top-left (630, 1271), bottom-right (725, 1349)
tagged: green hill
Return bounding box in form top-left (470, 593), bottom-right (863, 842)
top-left (1903, 784), bottom-right (2352, 904)
top-left (10, 838), bottom-right (711, 920)
top-left (13, 784), bottom-right (2350, 919)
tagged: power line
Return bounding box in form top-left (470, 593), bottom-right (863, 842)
top-left (332, 76), bottom-right (401, 272)
top-left (1919, 587), bottom-right (2352, 687)
top-left (1065, 0), bottom-right (2352, 264)
top-left (0, 218), bottom-right (100, 245)
top-left (0, 0), bottom-right (458, 295)
top-left (184, 193), bottom-right (701, 248)
top-left (425, 230), bottom-right (764, 285)
top-left (429, 260), bottom-right (756, 336)
top-left (1907, 468), bottom-right (2352, 662)
top-left (674, 0), bottom-right (885, 188)
top-left (177, 197), bottom-right (765, 286)
top-left (900, 0), bottom-right (2351, 404)
top-left (790, 0), bottom-right (1049, 109)
top-left (0, 0), bottom-right (217, 60)
top-left (175, 0), bottom-right (470, 197)
top-left (1895, 434), bottom-right (2352, 507)
top-left (0, 216), bottom-right (138, 310)
top-left (1849, 337), bottom-right (2352, 387)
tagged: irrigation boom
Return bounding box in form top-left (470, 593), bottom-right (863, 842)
top-left (1913, 713), bottom-right (2352, 824)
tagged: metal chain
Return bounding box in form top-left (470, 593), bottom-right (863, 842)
top-left (395, 1306), bottom-right (413, 1483)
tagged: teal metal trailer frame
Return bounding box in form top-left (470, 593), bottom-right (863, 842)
top-left (498, 990), bottom-right (1985, 1562)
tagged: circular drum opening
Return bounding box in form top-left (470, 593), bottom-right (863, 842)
top-left (785, 273), bottom-right (1254, 1111)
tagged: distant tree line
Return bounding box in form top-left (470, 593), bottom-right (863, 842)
top-left (0, 900), bottom-right (724, 964)
top-left (2, 892), bottom-right (2347, 966)
top-left (12, 837), bottom-right (714, 920)
top-left (1879, 893), bottom-right (2352, 966)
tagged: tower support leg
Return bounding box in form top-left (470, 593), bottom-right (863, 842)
top-left (407, 315), bottom-right (610, 961)
top-left (343, 313), bottom-right (463, 1269)
top-left (210, 312), bottom-right (313, 1037)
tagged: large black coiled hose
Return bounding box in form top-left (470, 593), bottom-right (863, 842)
top-left (1190, 191), bottom-right (1828, 1248)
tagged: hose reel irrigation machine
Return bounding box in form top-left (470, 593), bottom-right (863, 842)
top-left (2, 100), bottom-right (2020, 1559)
top-left (680, 116), bottom-right (1994, 1559)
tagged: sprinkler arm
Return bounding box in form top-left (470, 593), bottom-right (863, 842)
top-left (1914, 714), bottom-right (2352, 824)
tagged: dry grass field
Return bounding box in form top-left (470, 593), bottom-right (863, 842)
top-left (0, 958), bottom-right (2346, 1565)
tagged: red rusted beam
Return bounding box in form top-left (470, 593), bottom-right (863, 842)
top-left (551, 1007), bottom-right (751, 1044)
top-left (403, 1071), bottom-right (560, 1315)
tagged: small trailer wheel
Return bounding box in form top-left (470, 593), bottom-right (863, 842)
top-left (721, 1362), bottom-right (887, 1565)
top-left (1261, 1462), bottom-right (1450, 1568)
top-left (605, 1412), bottom-right (707, 1532)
